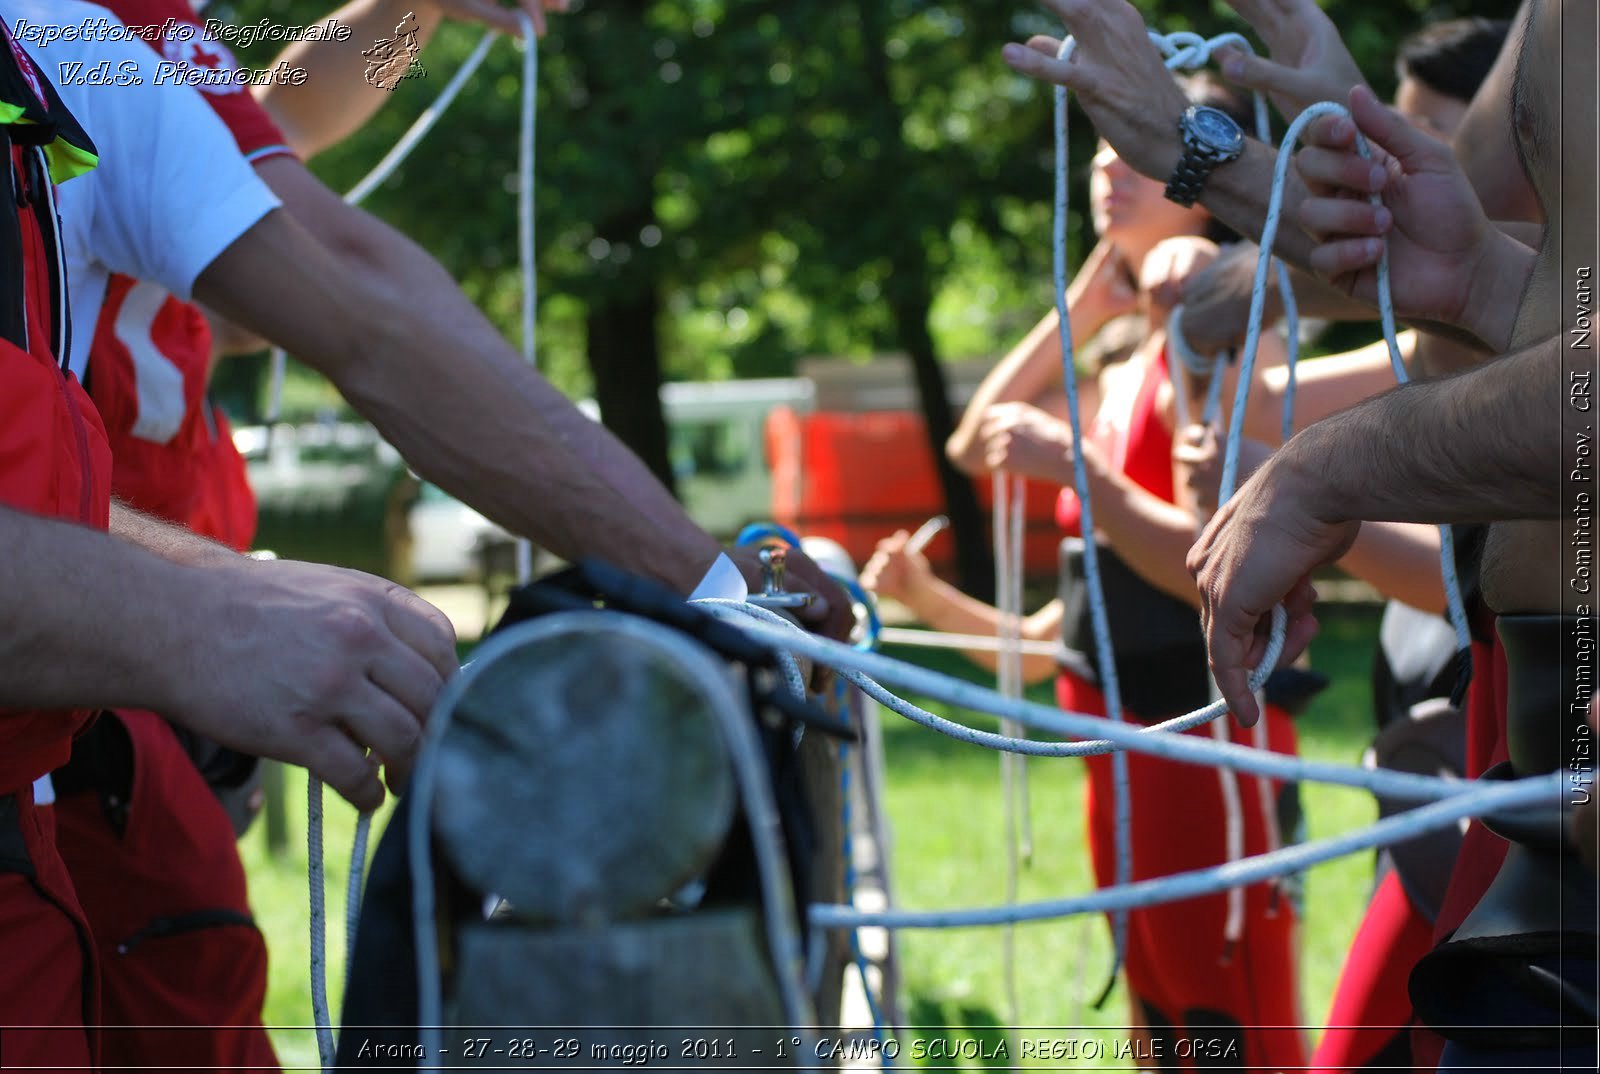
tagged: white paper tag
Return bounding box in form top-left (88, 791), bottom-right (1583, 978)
top-left (688, 552), bottom-right (749, 602)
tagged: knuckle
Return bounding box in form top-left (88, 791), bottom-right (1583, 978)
top-left (325, 601), bottom-right (382, 651)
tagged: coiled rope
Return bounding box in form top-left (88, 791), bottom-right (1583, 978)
top-left (704, 604), bottom-right (1561, 932)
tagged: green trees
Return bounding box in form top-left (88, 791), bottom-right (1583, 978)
top-left (230, 0), bottom-right (1509, 588)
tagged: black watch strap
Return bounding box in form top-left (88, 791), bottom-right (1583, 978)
top-left (1164, 150), bottom-right (1213, 208)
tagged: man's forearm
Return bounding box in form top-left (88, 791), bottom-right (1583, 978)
top-left (196, 201), bottom-right (721, 596)
top-left (0, 506), bottom-right (200, 713)
top-left (260, 1), bottom-right (447, 159)
top-left (110, 502), bottom-right (237, 569)
top-left (1288, 331), bottom-right (1563, 526)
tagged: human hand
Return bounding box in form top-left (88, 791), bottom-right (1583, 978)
top-left (1001, 0), bottom-right (1193, 183)
top-left (1293, 85), bottom-right (1499, 335)
top-left (1216, 0), bottom-right (1370, 123)
top-left (1139, 236), bottom-right (1220, 320)
top-left (1186, 442), bottom-right (1355, 726)
top-left (1173, 423), bottom-right (1224, 517)
top-left (979, 402), bottom-right (1075, 485)
top-left (432, 0), bottom-right (570, 37)
top-left (1178, 242), bottom-right (1279, 355)
top-left (165, 559), bottom-right (458, 811)
top-left (860, 531), bottom-right (936, 607)
top-left (1072, 238), bottom-right (1140, 329)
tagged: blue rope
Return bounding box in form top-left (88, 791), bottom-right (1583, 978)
top-left (736, 522), bottom-right (804, 549)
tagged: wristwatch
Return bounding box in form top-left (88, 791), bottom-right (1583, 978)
top-left (1163, 105), bottom-right (1246, 208)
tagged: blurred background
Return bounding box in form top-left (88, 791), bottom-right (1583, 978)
top-left (206, 0), bottom-right (1512, 1066)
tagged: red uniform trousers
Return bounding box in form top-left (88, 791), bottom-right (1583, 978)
top-left (0, 789), bottom-right (99, 1072)
top-left (50, 710), bottom-right (277, 1072)
top-left (1058, 672), bottom-right (1307, 1072)
top-left (1308, 869), bottom-right (1436, 1071)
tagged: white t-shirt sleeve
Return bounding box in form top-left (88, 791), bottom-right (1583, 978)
top-left (7, 0), bottom-right (282, 378)
top-left (38, 5), bottom-right (280, 298)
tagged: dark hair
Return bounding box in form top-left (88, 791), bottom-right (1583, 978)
top-left (1177, 73), bottom-right (1254, 245)
top-left (1397, 17), bottom-right (1512, 104)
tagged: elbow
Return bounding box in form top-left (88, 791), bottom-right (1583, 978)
top-left (946, 428), bottom-right (982, 475)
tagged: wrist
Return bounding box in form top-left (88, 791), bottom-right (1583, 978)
top-left (1273, 426), bottom-right (1345, 525)
top-left (1461, 228), bottom-right (1537, 351)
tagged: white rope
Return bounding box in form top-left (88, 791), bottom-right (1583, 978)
top-left (346, 811), bottom-right (373, 986)
top-left (514, 12), bottom-right (540, 584)
top-left (1050, 28), bottom-right (1293, 994)
top-left (409, 615), bottom-right (820, 1066)
top-left (698, 601), bottom-right (809, 699)
top-left (307, 777), bottom-right (334, 1071)
top-left (716, 609), bottom-right (1505, 802)
top-left (1051, 37), bottom-right (1133, 988)
top-left (1228, 100), bottom-right (1474, 686)
top-left (1158, 36), bottom-right (1320, 957)
top-left (809, 769), bottom-right (1563, 930)
top-left (879, 626), bottom-right (1060, 657)
top-left (991, 473), bottom-right (1024, 1025)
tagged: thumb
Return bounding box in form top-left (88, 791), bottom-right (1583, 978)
top-left (1347, 84), bottom-right (1441, 172)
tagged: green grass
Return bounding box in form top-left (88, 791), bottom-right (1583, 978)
top-left (243, 605), bottom-right (1383, 1070)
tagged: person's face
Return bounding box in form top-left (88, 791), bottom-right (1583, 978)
top-left (1394, 75), bottom-right (1470, 140)
top-left (1088, 140), bottom-right (1207, 251)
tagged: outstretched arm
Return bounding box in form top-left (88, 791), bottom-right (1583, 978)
top-left (1002, 1), bottom-right (1533, 345)
top-left (194, 165), bottom-right (850, 629)
top-left (1187, 329), bottom-right (1563, 726)
top-left (860, 532), bottom-right (1063, 684)
top-left (948, 239), bottom-right (1135, 474)
top-left (194, 200), bottom-right (722, 597)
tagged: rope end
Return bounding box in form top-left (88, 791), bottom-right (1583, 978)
top-left (1449, 645), bottom-right (1474, 709)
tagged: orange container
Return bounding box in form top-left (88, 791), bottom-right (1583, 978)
top-left (766, 407), bottom-right (1061, 578)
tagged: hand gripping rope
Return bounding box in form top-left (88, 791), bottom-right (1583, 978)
top-left (693, 24), bottom-right (1502, 1024)
top-left (303, 17), bottom-right (539, 1070)
top-left (301, 20), bottom-right (1492, 1066)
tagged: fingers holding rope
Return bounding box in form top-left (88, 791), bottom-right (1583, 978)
top-left (1189, 463), bottom-right (1355, 726)
top-left (435, 0), bottom-right (568, 38)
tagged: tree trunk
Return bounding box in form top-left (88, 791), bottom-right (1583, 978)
top-left (889, 291), bottom-right (995, 601)
top-left (585, 278), bottom-right (677, 498)
top-left (856, 1), bottom-right (993, 598)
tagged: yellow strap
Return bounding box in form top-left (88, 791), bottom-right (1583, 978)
top-left (40, 138), bottom-right (96, 182)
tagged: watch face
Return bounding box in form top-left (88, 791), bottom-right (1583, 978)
top-left (1190, 107), bottom-right (1244, 153)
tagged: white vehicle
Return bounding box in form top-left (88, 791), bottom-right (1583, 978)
top-left (407, 481), bottom-right (512, 584)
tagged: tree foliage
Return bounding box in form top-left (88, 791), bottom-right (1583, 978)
top-left (221, 0), bottom-right (1513, 583)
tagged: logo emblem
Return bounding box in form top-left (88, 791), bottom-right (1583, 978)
top-left (363, 12), bottom-right (425, 92)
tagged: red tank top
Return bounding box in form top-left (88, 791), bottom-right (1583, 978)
top-left (1057, 344), bottom-right (1174, 534)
